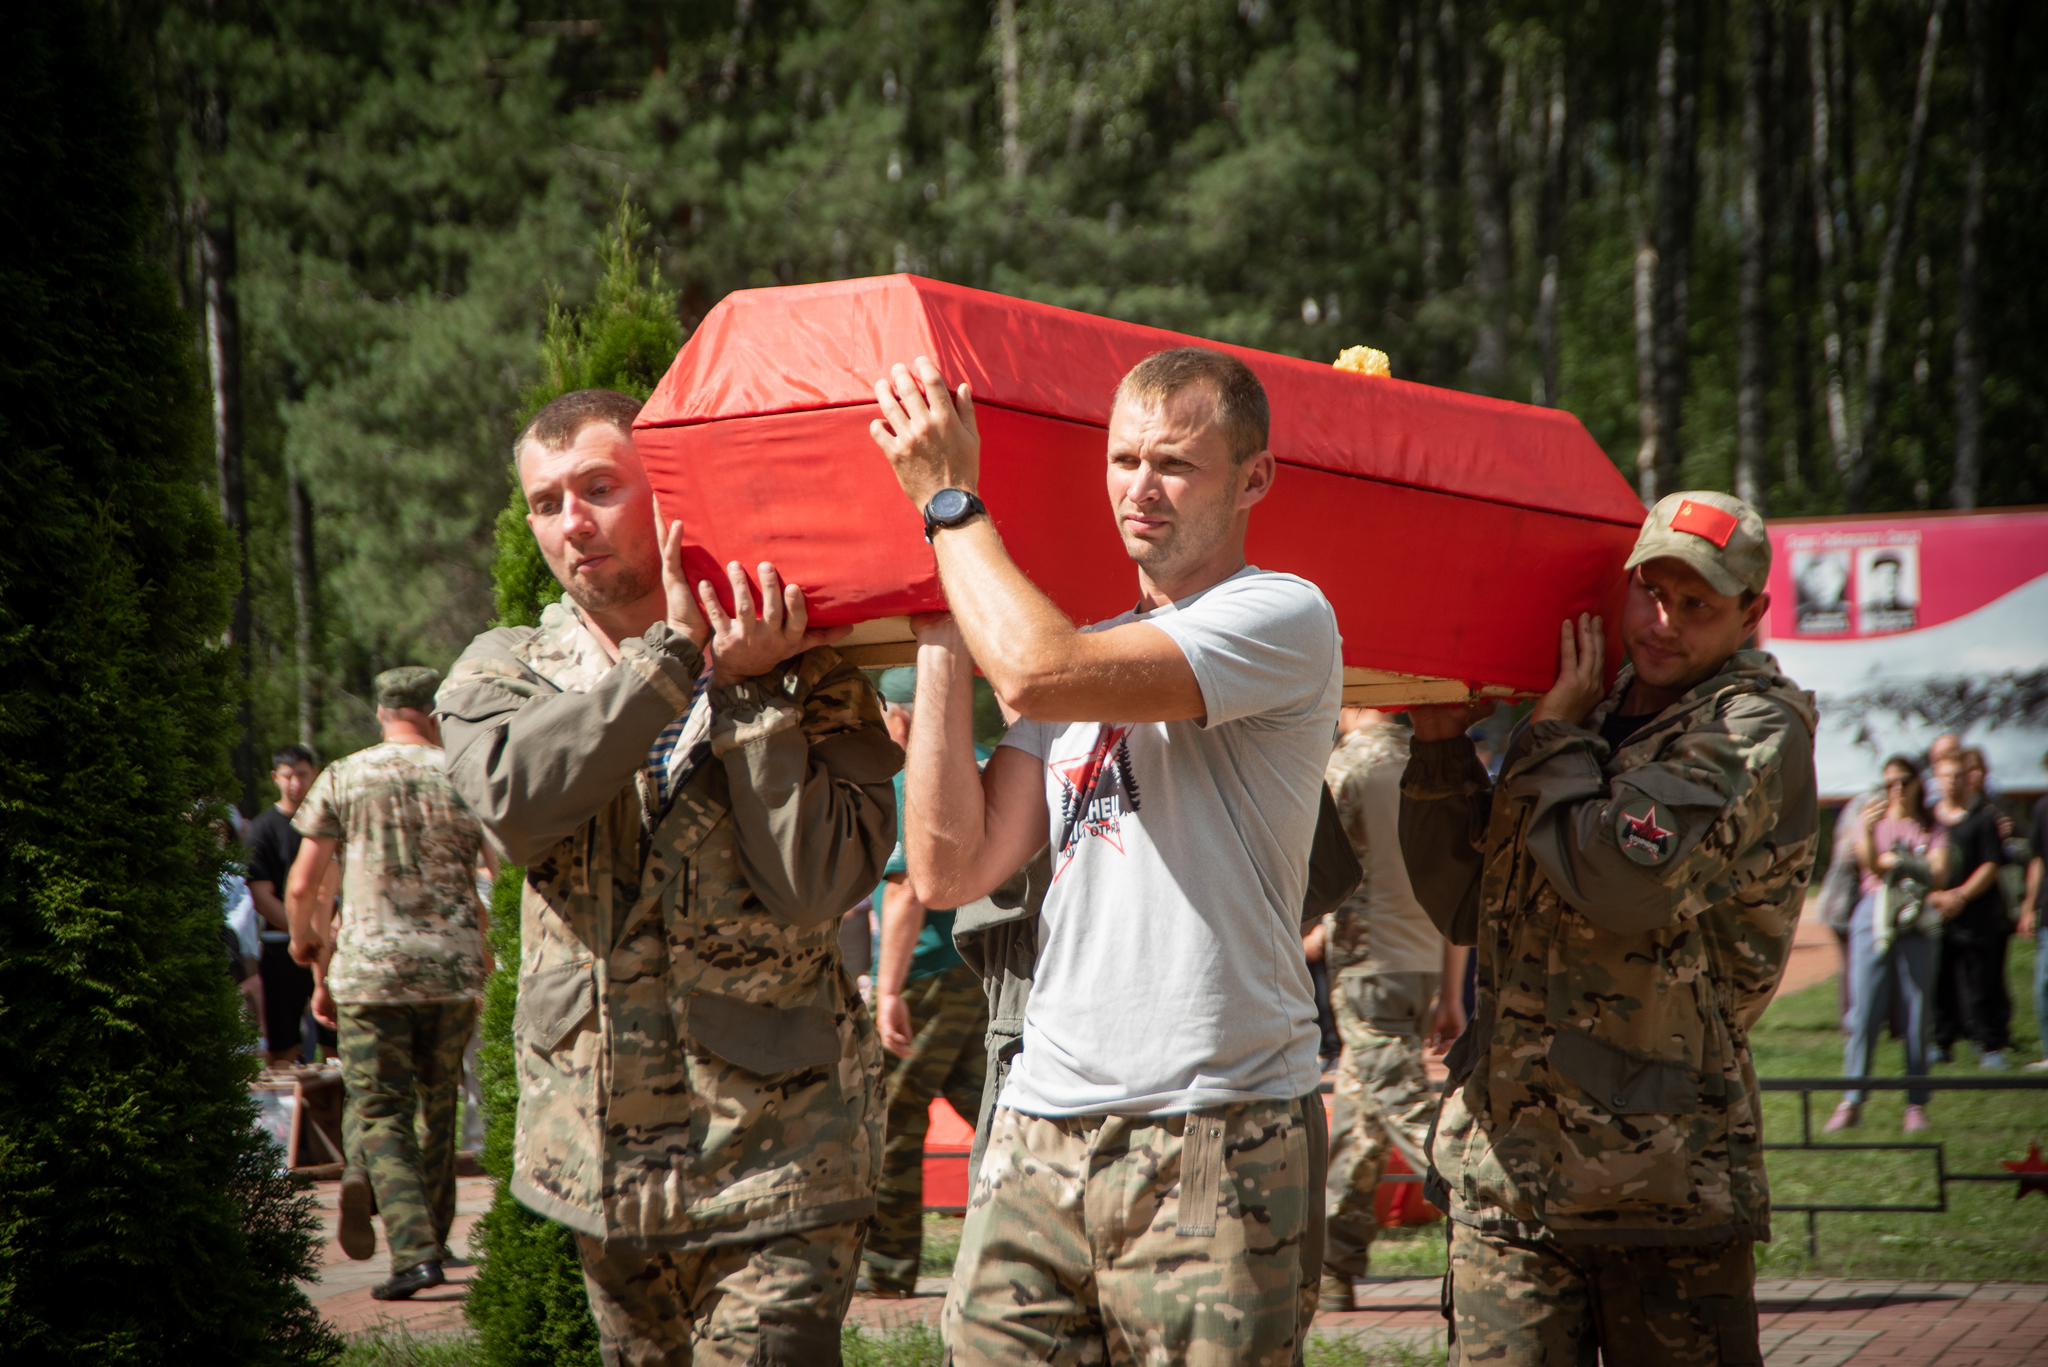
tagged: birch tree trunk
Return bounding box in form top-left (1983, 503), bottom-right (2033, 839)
top-left (1846, 0), bottom-right (1944, 511)
top-left (1809, 2), bottom-right (1854, 495)
top-left (1635, 234), bottom-right (1661, 504)
top-left (197, 207), bottom-right (255, 811)
top-left (998, 0), bottom-right (1025, 183)
top-left (1650, 0), bottom-right (1700, 499)
top-left (1736, 0), bottom-right (1772, 509)
top-left (1950, 0), bottom-right (1987, 510)
top-left (1533, 53), bottom-right (1565, 408)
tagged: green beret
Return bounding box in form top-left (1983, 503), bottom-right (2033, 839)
top-left (375, 666), bottom-right (442, 712)
top-left (876, 667), bottom-right (917, 706)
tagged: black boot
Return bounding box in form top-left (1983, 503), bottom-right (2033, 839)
top-left (370, 1261), bottom-right (445, 1301)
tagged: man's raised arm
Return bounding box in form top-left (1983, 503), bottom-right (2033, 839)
top-left (870, 358), bottom-right (1205, 725)
top-left (904, 615), bottom-right (1049, 909)
top-left (435, 624), bottom-right (705, 866)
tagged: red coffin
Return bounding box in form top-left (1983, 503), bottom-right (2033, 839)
top-left (636, 275), bottom-right (1645, 703)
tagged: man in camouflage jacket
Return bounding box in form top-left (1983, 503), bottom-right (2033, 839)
top-left (1317, 708), bottom-right (1463, 1310)
top-left (1401, 491), bottom-right (1817, 1367)
top-left (435, 391), bottom-right (899, 1367)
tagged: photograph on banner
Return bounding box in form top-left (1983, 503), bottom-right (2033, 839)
top-left (1761, 511), bottom-right (2048, 799)
top-left (1791, 548), bottom-right (1853, 636)
top-left (1856, 543), bottom-right (1919, 635)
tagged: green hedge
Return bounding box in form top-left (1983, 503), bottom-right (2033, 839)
top-left (0, 4), bottom-right (337, 1362)
top-left (465, 207), bottom-right (682, 1367)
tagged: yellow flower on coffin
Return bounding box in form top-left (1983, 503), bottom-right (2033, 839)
top-left (1333, 345), bottom-right (1391, 377)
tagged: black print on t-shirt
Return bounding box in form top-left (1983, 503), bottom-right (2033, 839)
top-left (1050, 724), bottom-right (1142, 873)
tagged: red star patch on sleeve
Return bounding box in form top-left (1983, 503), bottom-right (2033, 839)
top-left (1617, 799), bottom-right (1676, 865)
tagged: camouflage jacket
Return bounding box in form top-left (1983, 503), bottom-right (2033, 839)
top-left (435, 602), bottom-right (900, 1247)
top-left (1400, 650), bottom-right (1817, 1246)
top-left (293, 741), bottom-right (486, 1004)
top-left (1323, 723), bottom-right (1441, 976)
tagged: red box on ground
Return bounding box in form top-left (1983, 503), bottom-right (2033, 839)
top-left (637, 275), bottom-right (1643, 704)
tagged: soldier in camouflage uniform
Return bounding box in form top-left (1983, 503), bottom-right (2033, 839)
top-left (858, 667), bottom-right (990, 1298)
top-left (1400, 491), bottom-right (1818, 1366)
top-left (435, 391), bottom-right (898, 1366)
top-left (1318, 708), bottom-right (1462, 1311)
top-left (287, 666), bottom-right (489, 1301)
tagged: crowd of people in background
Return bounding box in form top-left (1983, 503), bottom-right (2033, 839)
top-left (1826, 735), bottom-right (2046, 1134)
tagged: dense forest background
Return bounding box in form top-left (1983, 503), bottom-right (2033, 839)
top-left (107, 0), bottom-right (2046, 808)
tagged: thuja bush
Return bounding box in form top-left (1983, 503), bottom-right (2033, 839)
top-left (466, 205), bottom-right (682, 1367)
top-left (0, 4), bottom-right (336, 1364)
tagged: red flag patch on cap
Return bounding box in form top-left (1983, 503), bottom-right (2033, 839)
top-left (1669, 499), bottom-right (1739, 547)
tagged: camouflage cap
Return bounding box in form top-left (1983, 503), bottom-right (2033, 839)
top-left (876, 667), bottom-right (916, 706)
top-left (375, 666), bottom-right (443, 712)
top-left (1625, 491), bottom-right (1771, 598)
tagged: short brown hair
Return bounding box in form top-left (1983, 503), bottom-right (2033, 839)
top-left (1113, 347), bottom-right (1270, 462)
top-left (513, 389), bottom-right (643, 463)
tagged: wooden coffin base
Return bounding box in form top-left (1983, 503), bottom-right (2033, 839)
top-left (834, 618), bottom-right (1527, 707)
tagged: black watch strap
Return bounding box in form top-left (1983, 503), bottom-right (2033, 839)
top-left (922, 488), bottom-right (987, 542)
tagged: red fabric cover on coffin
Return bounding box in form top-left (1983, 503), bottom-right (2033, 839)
top-left (636, 275), bottom-right (1643, 700)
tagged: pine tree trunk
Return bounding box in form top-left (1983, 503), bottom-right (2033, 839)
top-left (1533, 53), bottom-right (1565, 408)
top-left (1848, 0), bottom-right (1944, 512)
top-left (289, 473), bottom-right (318, 749)
top-left (1464, 24), bottom-right (1509, 392)
top-left (1950, 0), bottom-right (1987, 510)
top-left (1736, 0), bottom-right (1771, 510)
top-left (197, 207), bottom-right (255, 812)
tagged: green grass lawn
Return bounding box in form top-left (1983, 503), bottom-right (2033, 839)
top-left (1748, 932), bottom-right (2048, 1279)
top-left (1362, 935), bottom-right (2048, 1284)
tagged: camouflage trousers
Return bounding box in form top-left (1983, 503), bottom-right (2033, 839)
top-left (1446, 1223), bottom-right (1761, 1366)
top-left (942, 1096), bottom-right (1327, 1366)
top-left (1325, 968), bottom-right (1441, 1279)
top-left (337, 999), bottom-right (477, 1274)
top-left (864, 963), bottom-right (988, 1293)
top-left (575, 1219), bottom-right (865, 1367)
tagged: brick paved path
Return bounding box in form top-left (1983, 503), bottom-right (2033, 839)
top-left (843, 1275), bottom-right (2048, 1365)
top-left (298, 1178), bottom-right (2048, 1366)
top-left (300, 1174), bottom-right (493, 1338)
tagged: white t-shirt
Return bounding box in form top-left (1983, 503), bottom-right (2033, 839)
top-left (997, 566), bottom-right (1342, 1116)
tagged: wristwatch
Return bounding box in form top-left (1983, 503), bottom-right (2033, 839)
top-left (921, 487), bottom-right (987, 542)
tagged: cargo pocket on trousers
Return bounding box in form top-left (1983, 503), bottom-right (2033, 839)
top-left (516, 961), bottom-right (595, 1053)
top-left (686, 991), bottom-right (841, 1076)
top-left (1175, 1113), bottom-right (1227, 1237)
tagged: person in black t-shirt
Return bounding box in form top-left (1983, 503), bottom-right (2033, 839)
top-left (2023, 758), bottom-right (2048, 1071)
top-left (1929, 749), bottom-right (2012, 1068)
top-left (243, 743), bottom-right (330, 1064)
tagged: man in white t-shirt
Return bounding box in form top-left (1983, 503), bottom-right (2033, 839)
top-left (869, 347), bottom-right (1342, 1364)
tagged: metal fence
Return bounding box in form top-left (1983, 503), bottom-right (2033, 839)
top-left (1317, 1073), bottom-right (2048, 1254)
top-left (1761, 1074), bottom-right (2048, 1255)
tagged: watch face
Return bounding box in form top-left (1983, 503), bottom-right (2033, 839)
top-left (930, 488), bottom-right (970, 521)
